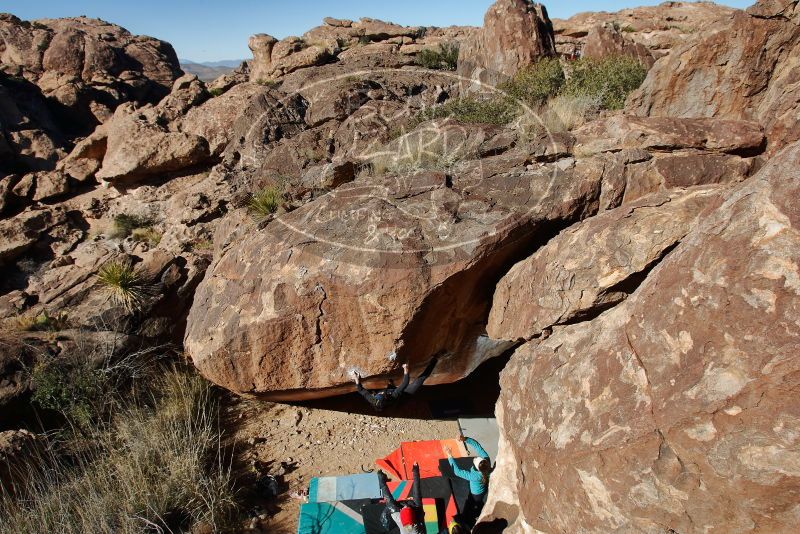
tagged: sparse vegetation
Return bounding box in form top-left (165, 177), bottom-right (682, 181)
top-left (416, 96), bottom-right (519, 125)
top-left (7, 310), bottom-right (69, 332)
top-left (1, 367), bottom-right (238, 534)
top-left (96, 258), bottom-right (153, 312)
top-left (247, 186), bottom-right (284, 220)
top-left (209, 87), bottom-right (226, 97)
top-left (561, 55), bottom-right (648, 110)
top-left (256, 78), bottom-right (281, 88)
top-left (130, 226), bottom-right (162, 246)
top-left (415, 43), bottom-right (459, 71)
top-left (190, 238), bottom-right (214, 253)
top-left (621, 25), bottom-right (636, 33)
top-left (110, 213), bottom-right (153, 239)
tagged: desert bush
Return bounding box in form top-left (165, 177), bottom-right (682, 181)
top-left (501, 57), bottom-right (565, 107)
top-left (415, 43), bottom-right (459, 71)
top-left (96, 258), bottom-right (153, 312)
top-left (110, 214), bottom-right (152, 239)
top-left (8, 310), bottom-right (69, 332)
top-left (255, 78), bottom-right (281, 88)
top-left (0, 369), bottom-right (238, 534)
top-left (30, 357), bottom-right (107, 429)
top-left (561, 55), bottom-right (648, 110)
top-left (247, 186), bottom-right (283, 220)
top-left (416, 96), bottom-right (519, 126)
top-left (130, 226), bottom-right (162, 246)
top-left (209, 87), bottom-right (226, 97)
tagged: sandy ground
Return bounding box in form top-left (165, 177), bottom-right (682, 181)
top-left (224, 356), bottom-right (505, 533)
top-left (227, 396), bottom-right (460, 533)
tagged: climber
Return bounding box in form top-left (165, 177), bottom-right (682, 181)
top-left (445, 435), bottom-right (492, 526)
top-left (378, 464), bottom-right (426, 534)
top-left (353, 356), bottom-right (438, 412)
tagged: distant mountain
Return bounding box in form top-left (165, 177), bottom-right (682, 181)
top-left (180, 59), bottom-right (246, 82)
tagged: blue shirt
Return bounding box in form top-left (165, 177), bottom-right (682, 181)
top-left (448, 438), bottom-right (490, 495)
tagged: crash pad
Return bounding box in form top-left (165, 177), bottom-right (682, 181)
top-left (297, 499), bottom-right (372, 534)
top-left (309, 472), bottom-right (382, 503)
top-left (388, 475), bottom-right (461, 527)
top-left (376, 439), bottom-right (468, 480)
top-left (362, 497), bottom-right (439, 534)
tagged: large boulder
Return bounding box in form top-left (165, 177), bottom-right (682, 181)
top-left (485, 141), bottom-right (800, 532)
top-left (185, 143), bottom-right (602, 400)
top-left (0, 13), bottom-right (182, 132)
top-left (95, 103), bottom-right (210, 183)
top-left (581, 24), bottom-right (655, 67)
top-left (457, 0), bottom-right (556, 89)
top-left (627, 0), bottom-right (800, 154)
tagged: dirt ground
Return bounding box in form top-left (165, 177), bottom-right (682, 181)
top-left (224, 356), bottom-right (505, 533)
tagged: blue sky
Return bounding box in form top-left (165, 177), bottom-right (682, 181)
top-left (4, 0), bottom-right (755, 62)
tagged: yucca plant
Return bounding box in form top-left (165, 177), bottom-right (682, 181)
top-left (96, 259), bottom-right (152, 312)
top-left (247, 186), bottom-right (283, 220)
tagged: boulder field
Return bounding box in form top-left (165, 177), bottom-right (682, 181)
top-left (1, 0), bottom-right (799, 531)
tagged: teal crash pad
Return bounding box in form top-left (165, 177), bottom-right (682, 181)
top-left (309, 472), bottom-right (382, 503)
top-left (297, 501), bottom-right (367, 534)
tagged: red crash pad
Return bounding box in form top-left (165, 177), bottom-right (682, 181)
top-left (376, 439), bottom-right (468, 480)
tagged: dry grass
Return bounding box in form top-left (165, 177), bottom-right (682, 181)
top-left (517, 93), bottom-right (602, 138)
top-left (0, 370), bottom-right (238, 534)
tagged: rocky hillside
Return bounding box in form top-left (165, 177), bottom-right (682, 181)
top-left (1, 0), bottom-right (799, 532)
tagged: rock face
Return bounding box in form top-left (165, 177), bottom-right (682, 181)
top-left (552, 1), bottom-right (737, 59)
top-left (627, 0), bottom-right (800, 154)
top-left (0, 13), bottom-right (182, 131)
top-left (0, 73), bottom-right (67, 176)
top-left (574, 115), bottom-right (762, 209)
top-left (488, 187), bottom-right (720, 342)
top-left (457, 0), bottom-right (556, 88)
top-left (485, 141), bottom-right (800, 532)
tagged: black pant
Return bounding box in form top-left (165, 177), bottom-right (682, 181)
top-left (464, 491), bottom-right (487, 527)
top-left (404, 357), bottom-right (438, 395)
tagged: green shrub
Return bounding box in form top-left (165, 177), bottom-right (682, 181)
top-left (31, 358), bottom-right (107, 429)
top-left (110, 214), bottom-right (152, 239)
top-left (208, 87), bottom-right (226, 97)
top-left (96, 258), bottom-right (153, 312)
top-left (247, 186), bottom-right (283, 220)
top-left (415, 43), bottom-right (459, 71)
top-left (416, 96), bottom-right (519, 125)
top-left (561, 55), bottom-right (648, 110)
top-left (501, 57), bottom-right (565, 107)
